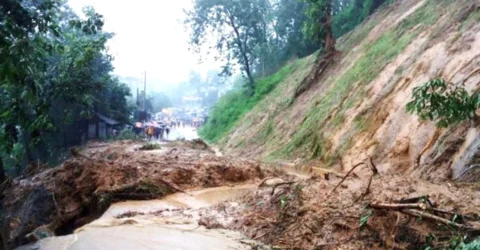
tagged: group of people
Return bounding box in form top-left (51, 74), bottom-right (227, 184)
top-left (134, 122), bottom-right (171, 140)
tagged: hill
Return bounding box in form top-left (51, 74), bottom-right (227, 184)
top-left (204, 0), bottom-right (480, 183)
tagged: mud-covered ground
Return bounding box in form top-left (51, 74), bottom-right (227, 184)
top-left (119, 162), bottom-right (480, 250)
top-left (0, 140), bottom-right (266, 249)
top-left (2, 140), bottom-right (480, 250)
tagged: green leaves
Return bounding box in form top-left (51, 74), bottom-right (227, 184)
top-left (406, 78), bottom-right (480, 128)
top-left (359, 206), bottom-right (373, 228)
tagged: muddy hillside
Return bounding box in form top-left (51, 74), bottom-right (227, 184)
top-left (218, 0), bottom-right (480, 184)
top-left (0, 140), bottom-right (266, 249)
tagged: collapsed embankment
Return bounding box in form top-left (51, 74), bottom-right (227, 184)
top-left (2, 140), bottom-right (479, 249)
top-left (0, 140), bottom-right (265, 249)
top-left (215, 0), bottom-right (480, 184)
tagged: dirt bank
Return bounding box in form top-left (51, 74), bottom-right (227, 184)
top-left (0, 140), bottom-right (266, 249)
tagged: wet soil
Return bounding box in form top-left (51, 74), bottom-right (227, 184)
top-left (3, 140), bottom-right (480, 250)
top-left (1, 139), bottom-right (266, 249)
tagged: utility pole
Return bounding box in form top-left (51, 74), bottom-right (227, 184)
top-left (143, 71), bottom-right (147, 112)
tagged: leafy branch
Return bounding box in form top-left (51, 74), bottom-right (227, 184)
top-left (406, 78), bottom-right (480, 127)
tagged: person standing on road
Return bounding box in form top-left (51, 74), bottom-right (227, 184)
top-left (165, 126), bottom-right (170, 140)
top-left (159, 125), bottom-right (164, 140)
top-left (146, 125), bottom-right (154, 140)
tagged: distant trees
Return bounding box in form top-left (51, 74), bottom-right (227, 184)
top-left (185, 0), bottom-right (269, 95)
top-left (185, 0), bottom-right (390, 95)
top-left (0, 1), bottom-right (132, 179)
top-left (146, 93), bottom-right (173, 114)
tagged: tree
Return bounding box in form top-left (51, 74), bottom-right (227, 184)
top-left (185, 0), bottom-right (270, 95)
top-left (147, 93), bottom-right (173, 114)
top-left (273, 0), bottom-right (318, 59)
top-left (303, 0), bottom-right (335, 53)
top-left (0, 1), bottom-right (131, 178)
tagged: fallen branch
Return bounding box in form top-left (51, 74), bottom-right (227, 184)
top-left (271, 182), bottom-right (297, 195)
top-left (370, 203), bottom-right (428, 210)
top-left (355, 174), bottom-right (373, 202)
top-left (368, 157), bottom-right (378, 175)
top-left (253, 231), bottom-right (270, 240)
top-left (157, 178), bottom-right (191, 196)
top-left (426, 208), bottom-right (479, 222)
top-left (327, 162), bottom-right (367, 198)
top-left (395, 195), bottom-right (434, 207)
top-left (258, 177), bottom-right (277, 187)
top-left (401, 209), bottom-right (479, 231)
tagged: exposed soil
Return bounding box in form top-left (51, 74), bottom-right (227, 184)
top-left (113, 160), bottom-right (480, 249)
top-left (3, 141), bottom-right (480, 249)
top-left (1, 140), bottom-right (265, 249)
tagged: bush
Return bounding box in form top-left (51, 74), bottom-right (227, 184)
top-left (117, 128), bottom-right (137, 140)
top-left (406, 78), bottom-right (479, 127)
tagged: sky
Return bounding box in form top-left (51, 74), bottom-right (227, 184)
top-left (67, 0), bottom-right (222, 92)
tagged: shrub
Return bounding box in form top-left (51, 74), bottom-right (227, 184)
top-left (407, 78), bottom-right (479, 127)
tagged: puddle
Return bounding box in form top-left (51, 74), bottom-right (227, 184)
top-left (18, 185), bottom-right (259, 250)
top-left (102, 184), bottom-right (255, 218)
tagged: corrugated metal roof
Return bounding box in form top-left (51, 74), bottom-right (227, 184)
top-left (96, 113), bottom-right (120, 126)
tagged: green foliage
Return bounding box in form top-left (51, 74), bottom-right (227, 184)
top-left (424, 236), bottom-right (480, 250)
top-left (199, 64), bottom-right (293, 142)
top-left (303, 0), bottom-right (332, 47)
top-left (0, 1), bottom-right (131, 176)
top-left (407, 78), bottom-right (479, 128)
top-left (278, 0), bottom-right (440, 159)
top-left (359, 207), bottom-right (373, 228)
top-left (185, 0), bottom-right (270, 90)
top-left (139, 143), bottom-right (162, 151)
top-left (117, 129), bottom-right (137, 141)
top-left (333, 0), bottom-right (391, 38)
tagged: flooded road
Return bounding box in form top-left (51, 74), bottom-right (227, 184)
top-left (167, 126), bottom-right (199, 141)
top-left (18, 185), bottom-right (259, 250)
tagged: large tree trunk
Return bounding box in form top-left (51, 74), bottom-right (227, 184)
top-left (291, 0), bottom-right (336, 103)
top-left (226, 10), bottom-right (255, 95)
top-left (0, 156), bottom-right (5, 185)
top-left (323, 0), bottom-right (335, 53)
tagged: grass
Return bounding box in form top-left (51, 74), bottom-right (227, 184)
top-left (199, 61), bottom-right (301, 143)
top-left (275, 0), bottom-right (444, 160)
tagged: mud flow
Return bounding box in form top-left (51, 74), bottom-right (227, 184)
top-left (4, 140), bottom-right (480, 250)
top-left (3, 140), bottom-right (268, 250)
top-left (17, 185), bottom-right (258, 250)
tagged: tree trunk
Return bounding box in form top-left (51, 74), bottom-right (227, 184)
top-left (323, 0), bottom-right (336, 53)
top-left (226, 10), bottom-right (255, 95)
top-left (0, 156), bottom-right (5, 185)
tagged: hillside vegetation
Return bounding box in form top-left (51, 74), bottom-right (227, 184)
top-left (203, 0), bottom-right (480, 183)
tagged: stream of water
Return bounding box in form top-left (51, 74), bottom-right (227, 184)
top-left (17, 185), bottom-right (257, 250)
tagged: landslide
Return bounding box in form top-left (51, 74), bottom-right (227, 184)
top-left (216, 0), bottom-right (480, 183)
top-left (0, 140), bottom-right (265, 249)
top-left (117, 162), bottom-right (480, 249)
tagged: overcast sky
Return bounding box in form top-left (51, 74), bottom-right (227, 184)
top-left (67, 0), bottom-right (221, 92)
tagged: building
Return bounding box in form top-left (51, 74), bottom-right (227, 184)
top-left (87, 113), bottom-right (121, 139)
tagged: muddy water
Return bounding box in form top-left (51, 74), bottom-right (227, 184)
top-left (102, 184), bottom-right (255, 218)
top-left (18, 185), bottom-right (258, 250)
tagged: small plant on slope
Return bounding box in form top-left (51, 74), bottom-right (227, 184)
top-left (407, 78), bottom-right (480, 128)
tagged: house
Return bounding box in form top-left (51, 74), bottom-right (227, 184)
top-left (87, 113), bottom-right (121, 139)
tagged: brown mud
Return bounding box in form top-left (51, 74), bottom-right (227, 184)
top-left (2, 140), bottom-right (480, 250)
top-left (1, 140), bottom-right (265, 249)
